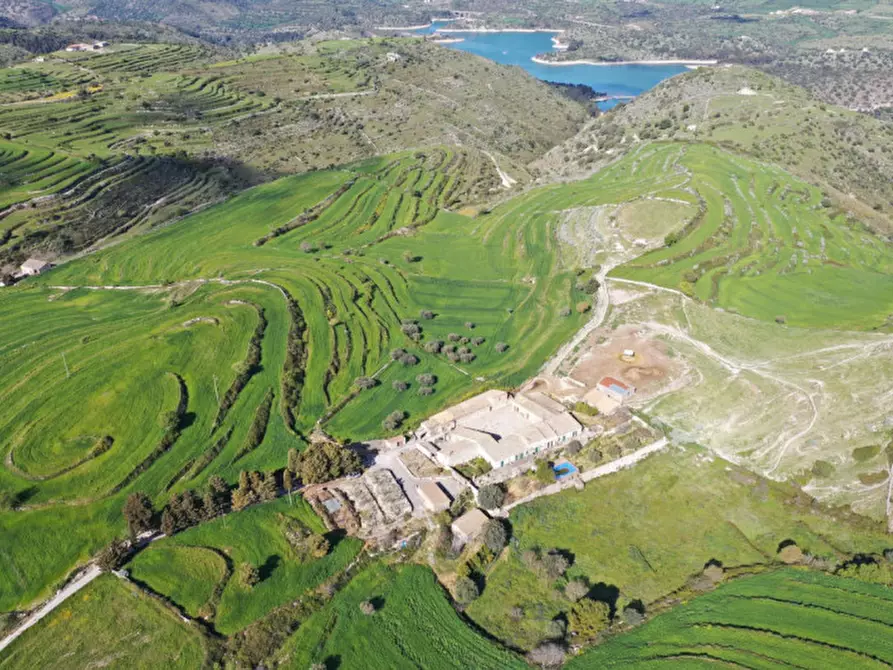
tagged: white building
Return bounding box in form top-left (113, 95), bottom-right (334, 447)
top-left (19, 259), bottom-right (52, 276)
top-left (423, 390), bottom-right (582, 470)
top-left (596, 377), bottom-right (635, 404)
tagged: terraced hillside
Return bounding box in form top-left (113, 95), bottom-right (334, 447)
top-left (539, 65), bottom-right (893, 234)
top-left (0, 37), bottom-right (588, 271)
top-left (0, 146), bottom-right (587, 611)
top-left (569, 568), bottom-right (893, 669)
top-left (611, 144), bottom-right (893, 329)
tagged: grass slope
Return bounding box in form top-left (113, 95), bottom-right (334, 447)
top-left (467, 446), bottom-right (891, 651)
top-left (569, 568), bottom-right (893, 669)
top-left (0, 575), bottom-right (206, 670)
top-left (279, 562), bottom-right (525, 669)
top-left (127, 497), bottom-right (363, 634)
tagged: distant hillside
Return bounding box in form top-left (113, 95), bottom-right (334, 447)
top-left (536, 65), bottom-right (893, 233)
top-left (0, 36), bottom-right (586, 271)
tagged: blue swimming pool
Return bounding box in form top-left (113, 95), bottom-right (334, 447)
top-left (553, 461), bottom-right (578, 480)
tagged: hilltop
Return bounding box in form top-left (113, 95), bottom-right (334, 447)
top-left (536, 65), bottom-right (893, 233)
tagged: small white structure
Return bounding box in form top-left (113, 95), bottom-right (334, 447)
top-left (623, 349), bottom-right (635, 358)
top-left (451, 508), bottom-right (489, 543)
top-left (418, 481), bottom-right (451, 512)
top-left (19, 258), bottom-right (52, 276)
top-left (596, 376), bottom-right (635, 404)
top-left (386, 52), bottom-right (402, 62)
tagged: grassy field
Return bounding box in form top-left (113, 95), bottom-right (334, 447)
top-left (4, 138), bottom-right (890, 613)
top-left (466, 446), bottom-right (891, 651)
top-left (610, 144), bottom-right (893, 329)
top-left (126, 496), bottom-right (363, 634)
top-left (568, 568), bottom-right (893, 669)
top-left (0, 575), bottom-right (207, 669)
top-left (279, 562), bottom-right (526, 669)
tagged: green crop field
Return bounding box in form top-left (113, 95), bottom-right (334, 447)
top-left (279, 562), bottom-right (526, 669)
top-left (466, 446), bottom-right (891, 651)
top-left (127, 497), bottom-right (362, 634)
top-left (568, 568), bottom-right (893, 669)
top-left (0, 575), bottom-right (207, 669)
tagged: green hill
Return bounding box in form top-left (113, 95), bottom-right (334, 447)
top-left (538, 65), bottom-right (893, 234)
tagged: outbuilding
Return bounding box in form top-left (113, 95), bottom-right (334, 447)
top-left (19, 259), bottom-right (52, 276)
top-left (451, 508), bottom-right (489, 543)
top-left (596, 376), bottom-right (635, 404)
top-left (418, 481), bottom-right (451, 512)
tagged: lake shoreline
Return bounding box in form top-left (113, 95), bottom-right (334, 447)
top-left (531, 56), bottom-right (719, 67)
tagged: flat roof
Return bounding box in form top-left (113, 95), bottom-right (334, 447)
top-left (418, 481), bottom-right (451, 507)
top-left (598, 376), bottom-right (631, 391)
top-left (451, 508), bottom-right (489, 538)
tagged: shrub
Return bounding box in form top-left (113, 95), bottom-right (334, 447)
top-left (418, 386), bottom-right (434, 396)
top-left (383, 410), bottom-right (407, 431)
top-left (448, 333), bottom-right (461, 342)
top-left (565, 579), bottom-right (589, 602)
top-left (576, 301), bottom-right (591, 314)
top-left (565, 439), bottom-right (583, 455)
top-left (392, 380), bottom-right (408, 391)
top-left (359, 600), bottom-right (376, 615)
top-left (559, 307), bottom-right (571, 317)
top-left (122, 492), bottom-right (155, 538)
top-left (355, 376), bottom-right (377, 390)
top-left (399, 353), bottom-right (419, 366)
top-left (424, 340), bottom-right (443, 353)
top-left (465, 321), bottom-right (475, 329)
top-left (527, 642), bottom-right (566, 668)
top-left (454, 576), bottom-right (479, 605)
top-left (534, 459), bottom-right (554, 484)
top-left (416, 373), bottom-right (436, 386)
top-left (622, 602), bottom-right (645, 626)
top-left (390, 348), bottom-right (407, 360)
top-left (472, 337), bottom-right (485, 346)
top-left (459, 352), bottom-right (476, 363)
top-left (568, 598), bottom-right (611, 639)
top-left (478, 484), bottom-right (505, 510)
top-left (481, 519), bottom-right (508, 553)
top-left (96, 538), bottom-right (129, 572)
top-left (420, 310), bottom-right (434, 319)
top-left (495, 342), bottom-right (508, 353)
top-left (238, 562), bottom-right (260, 589)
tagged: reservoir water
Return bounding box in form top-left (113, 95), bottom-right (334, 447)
top-left (412, 22), bottom-right (688, 107)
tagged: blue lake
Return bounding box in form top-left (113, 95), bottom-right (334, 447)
top-left (412, 21), bottom-right (687, 107)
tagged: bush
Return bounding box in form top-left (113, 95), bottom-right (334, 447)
top-left (472, 337), bottom-right (485, 346)
top-left (399, 353), bottom-right (419, 366)
top-left (96, 538), bottom-right (129, 572)
top-left (478, 483), bottom-right (505, 510)
top-left (355, 376), bottom-right (377, 390)
top-left (390, 348), bottom-right (407, 360)
top-left (576, 301), bottom-right (591, 314)
top-left (416, 373), bottom-right (436, 386)
top-left (495, 342), bottom-right (508, 353)
top-left (527, 642), bottom-right (566, 668)
top-left (239, 562), bottom-right (260, 589)
top-left (418, 386), bottom-right (434, 396)
top-left (420, 310), bottom-right (434, 319)
top-left (383, 410), bottom-right (407, 431)
top-left (565, 579), bottom-right (589, 602)
top-left (465, 321), bottom-right (475, 329)
top-left (359, 600), bottom-right (376, 615)
top-left (534, 459), bottom-right (554, 484)
top-left (424, 340), bottom-right (443, 354)
top-left (454, 576), bottom-right (479, 605)
top-left (392, 380), bottom-right (408, 391)
top-left (481, 519), bottom-right (508, 553)
top-left (568, 598), bottom-right (611, 639)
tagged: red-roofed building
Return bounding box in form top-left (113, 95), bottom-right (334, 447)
top-left (597, 376), bottom-right (635, 403)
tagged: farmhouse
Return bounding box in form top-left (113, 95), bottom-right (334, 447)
top-left (451, 508), bottom-right (489, 543)
top-left (19, 258), bottom-right (53, 276)
top-left (597, 376), bottom-right (635, 404)
top-left (420, 390), bottom-right (582, 469)
top-left (417, 481), bottom-right (451, 512)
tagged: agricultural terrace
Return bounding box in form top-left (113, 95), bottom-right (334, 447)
top-left (0, 575), bottom-right (207, 670)
top-left (568, 568), bottom-right (893, 669)
top-left (466, 446), bottom-right (891, 651)
top-left (127, 497), bottom-right (361, 634)
top-left (279, 562), bottom-right (526, 669)
top-left (612, 144), bottom-right (893, 329)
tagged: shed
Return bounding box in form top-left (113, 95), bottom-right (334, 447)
top-left (20, 258), bottom-right (52, 276)
top-left (596, 376), bottom-right (635, 403)
top-left (418, 481), bottom-right (451, 512)
top-left (451, 508), bottom-right (489, 542)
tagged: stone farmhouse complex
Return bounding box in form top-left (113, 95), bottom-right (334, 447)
top-left (417, 390), bottom-right (582, 469)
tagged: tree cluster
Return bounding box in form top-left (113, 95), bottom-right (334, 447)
top-left (279, 514), bottom-right (330, 562)
top-left (521, 547), bottom-right (570, 581)
top-left (230, 470), bottom-right (278, 511)
top-left (286, 443), bottom-right (362, 485)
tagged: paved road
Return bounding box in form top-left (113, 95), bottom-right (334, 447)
top-left (0, 564), bottom-right (102, 654)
